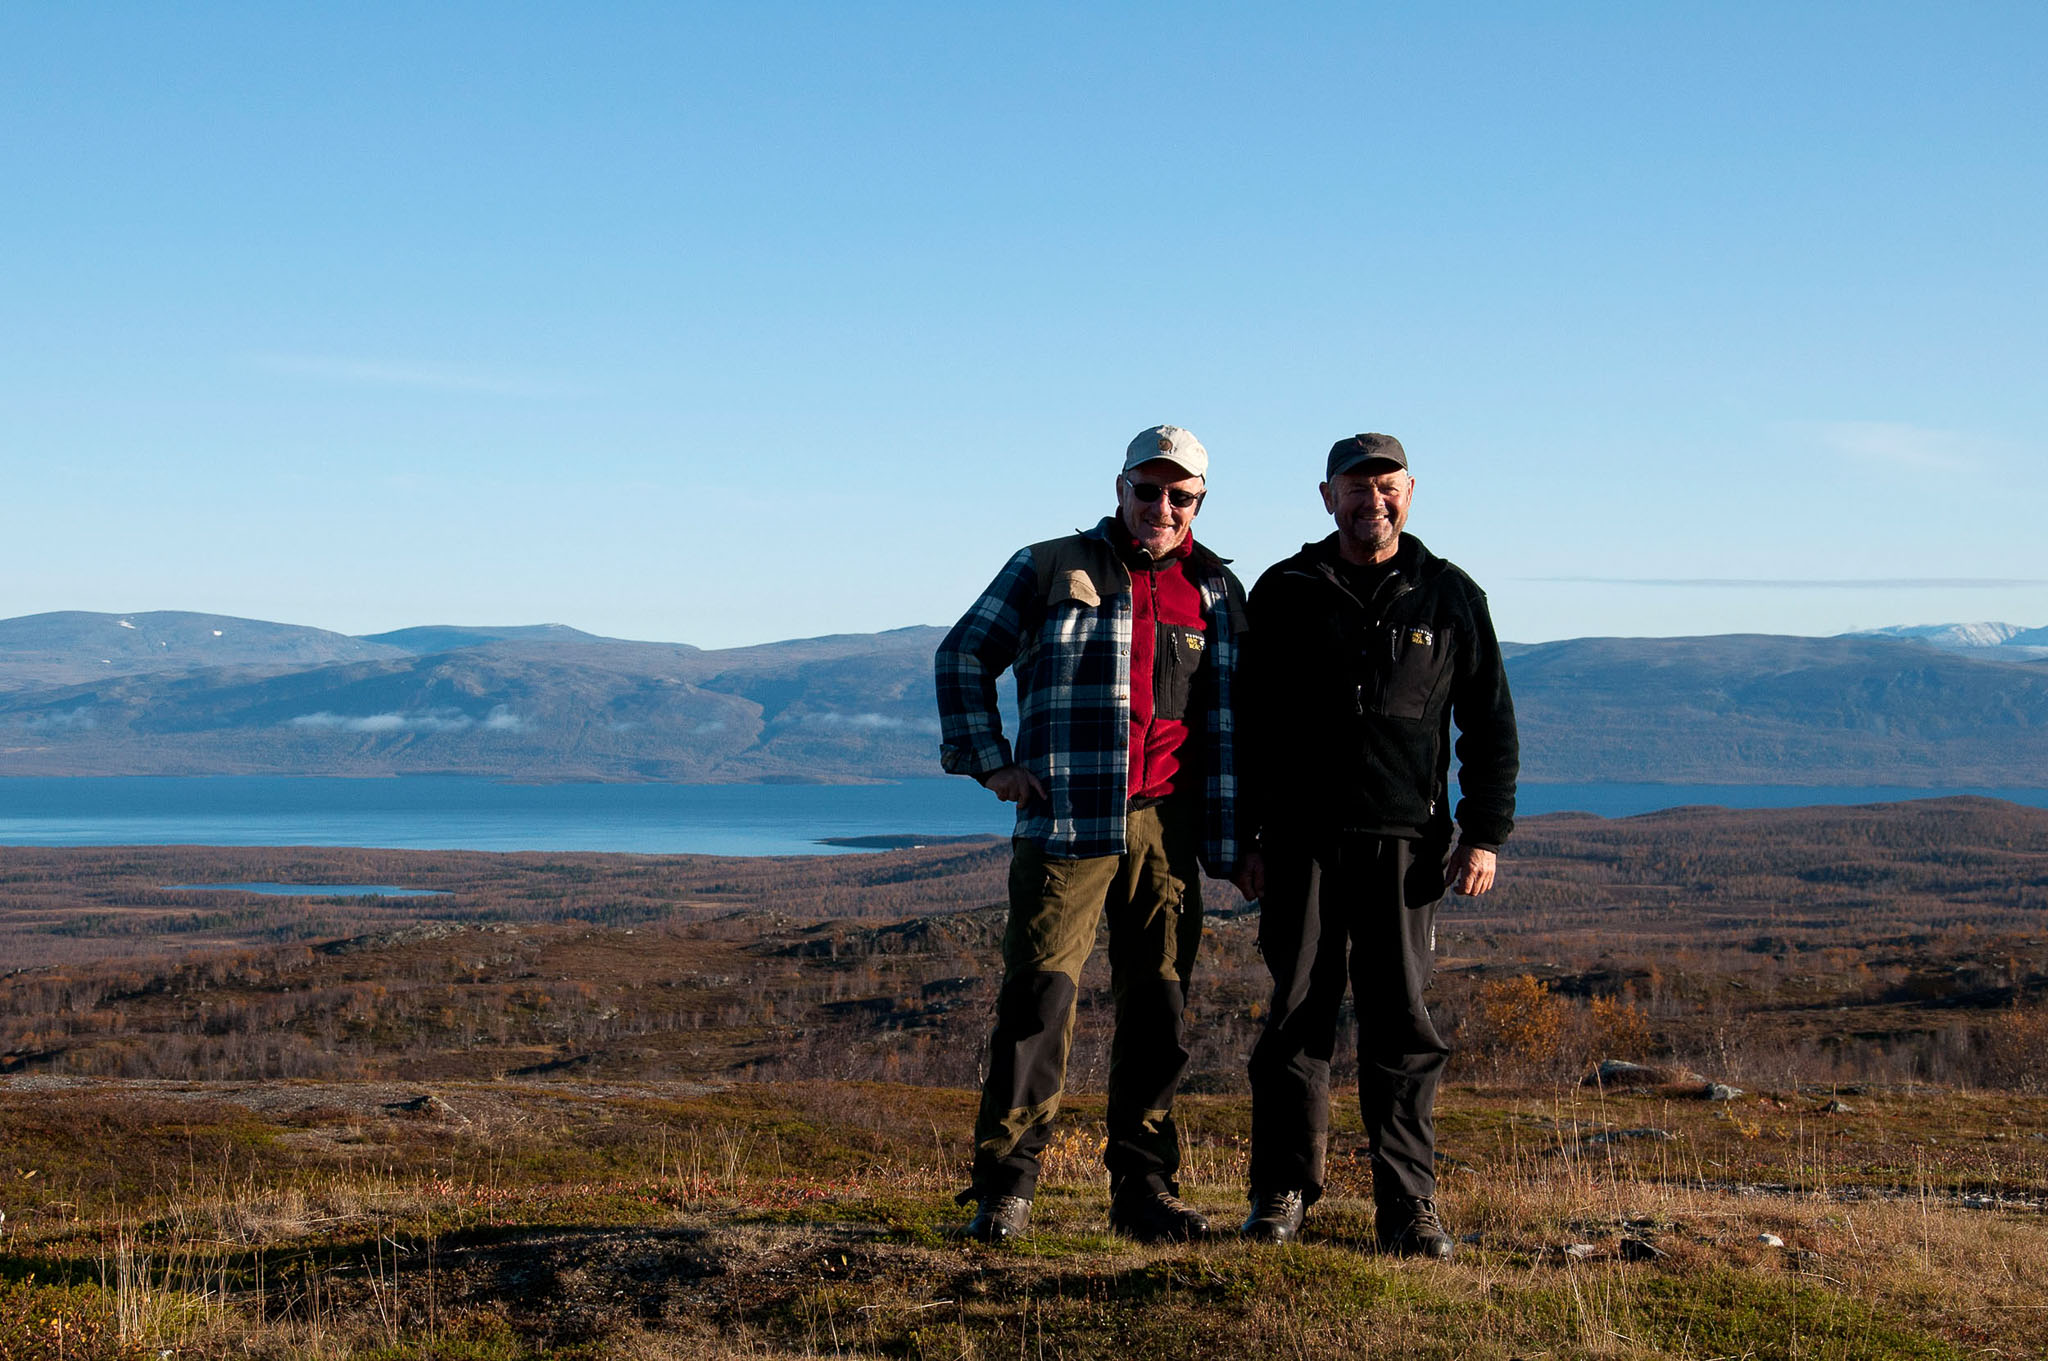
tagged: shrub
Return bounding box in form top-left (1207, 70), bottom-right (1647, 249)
top-left (1472, 974), bottom-right (1571, 1081)
top-left (1590, 993), bottom-right (1653, 1059)
top-left (1976, 1000), bottom-right (2048, 1092)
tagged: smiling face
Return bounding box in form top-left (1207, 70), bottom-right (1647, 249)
top-left (1116, 458), bottom-right (1205, 558)
top-left (1321, 466), bottom-right (1415, 565)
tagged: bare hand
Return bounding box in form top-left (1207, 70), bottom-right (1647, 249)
top-left (1445, 845), bottom-right (1496, 896)
top-left (1231, 851), bottom-right (1265, 902)
top-left (980, 765), bottom-right (1048, 806)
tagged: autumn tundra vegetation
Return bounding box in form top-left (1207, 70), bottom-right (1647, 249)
top-left (2, 796), bottom-right (2046, 1357)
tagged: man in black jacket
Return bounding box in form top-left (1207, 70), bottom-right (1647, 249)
top-left (1237, 432), bottom-right (1518, 1257)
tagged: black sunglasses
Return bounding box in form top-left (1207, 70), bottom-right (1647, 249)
top-left (1122, 477), bottom-right (1204, 509)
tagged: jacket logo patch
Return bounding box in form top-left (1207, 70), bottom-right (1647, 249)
top-left (1407, 627), bottom-right (1434, 647)
top-left (1186, 633), bottom-right (1206, 651)
top-left (1056, 570), bottom-right (1101, 608)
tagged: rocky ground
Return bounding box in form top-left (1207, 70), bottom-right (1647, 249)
top-left (4, 1074), bottom-right (2045, 1359)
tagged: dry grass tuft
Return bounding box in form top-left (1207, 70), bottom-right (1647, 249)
top-left (2, 1077), bottom-right (2040, 1359)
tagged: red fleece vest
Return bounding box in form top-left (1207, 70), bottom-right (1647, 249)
top-left (1127, 541), bottom-right (1207, 801)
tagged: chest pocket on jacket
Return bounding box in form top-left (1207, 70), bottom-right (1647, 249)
top-left (1378, 623), bottom-right (1452, 720)
top-left (1026, 570), bottom-right (1105, 682)
top-left (1154, 624), bottom-right (1206, 721)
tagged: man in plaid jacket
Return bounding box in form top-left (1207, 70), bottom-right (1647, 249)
top-left (937, 424), bottom-right (1257, 1245)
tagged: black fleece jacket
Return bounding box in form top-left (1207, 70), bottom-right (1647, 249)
top-left (1241, 532), bottom-right (1518, 849)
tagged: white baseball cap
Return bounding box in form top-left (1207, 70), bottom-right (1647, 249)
top-left (1122, 425), bottom-right (1209, 479)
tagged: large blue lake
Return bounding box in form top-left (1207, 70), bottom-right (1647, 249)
top-left (0, 777), bottom-right (2042, 856)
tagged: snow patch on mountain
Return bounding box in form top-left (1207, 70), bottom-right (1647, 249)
top-left (1847, 622), bottom-right (2048, 656)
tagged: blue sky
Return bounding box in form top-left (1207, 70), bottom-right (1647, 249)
top-left (4, 3), bottom-right (2043, 648)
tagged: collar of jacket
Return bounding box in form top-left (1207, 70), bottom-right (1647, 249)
top-left (1285, 532), bottom-right (1434, 613)
top-left (1084, 516), bottom-right (1233, 572)
top-left (1302, 530), bottom-right (1425, 576)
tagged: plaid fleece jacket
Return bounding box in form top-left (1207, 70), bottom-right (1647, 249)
top-left (936, 518), bottom-right (1248, 875)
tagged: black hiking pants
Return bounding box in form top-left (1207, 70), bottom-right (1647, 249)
top-left (1246, 830), bottom-right (1451, 1208)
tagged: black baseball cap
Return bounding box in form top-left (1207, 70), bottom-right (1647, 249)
top-left (1326, 432), bottom-right (1408, 480)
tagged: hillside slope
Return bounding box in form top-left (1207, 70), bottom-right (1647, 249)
top-left (1511, 634), bottom-right (2048, 782)
top-left (3, 614), bottom-right (2046, 784)
top-left (0, 624), bottom-right (949, 781)
top-left (0, 610), bottom-right (408, 690)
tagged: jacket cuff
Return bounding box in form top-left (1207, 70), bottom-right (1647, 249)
top-left (940, 737), bottom-right (1013, 782)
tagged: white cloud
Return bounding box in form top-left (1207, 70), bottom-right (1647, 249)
top-left (796, 711), bottom-right (941, 734)
top-left (287, 705), bottom-right (528, 734)
top-left (11, 708), bottom-right (96, 731)
top-left (1800, 420), bottom-right (1975, 471)
top-left (1533, 576), bottom-right (2047, 589)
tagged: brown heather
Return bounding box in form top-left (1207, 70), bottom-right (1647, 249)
top-left (1, 795), bottom-right (2045, 1356)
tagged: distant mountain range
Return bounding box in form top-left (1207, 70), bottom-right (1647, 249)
top-left (0, 611), bottom-right (943, 782)
top-left (1506, 632), bottom-right (2048, 784)
top-left (1, 610), bottom-right (2045, 786)
top-left (1847, 621), bottom-right (2048, 656)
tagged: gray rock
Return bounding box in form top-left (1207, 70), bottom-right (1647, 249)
top-left (1756, 1233), bottom-right (1785, 1248)
top-left (382, 1093), bottom-right (464, 1121)
top-left (1584, 1059), bottom-right (1701, 1088)
top-left (1619, 1237), bottom-right (1665, 1263)
top-left (1580, 1127), bottom-right (1677, 1146)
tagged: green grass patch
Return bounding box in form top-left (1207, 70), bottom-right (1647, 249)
top-left (1495, 1267), bottom-right (1970, 1361)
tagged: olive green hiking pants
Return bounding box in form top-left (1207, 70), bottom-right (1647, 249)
top-left (967, 798), bottom-right (1203, 1202)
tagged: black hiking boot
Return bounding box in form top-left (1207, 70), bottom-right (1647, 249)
top-left (1240, 1188), bottom-right (1307, 1244)
top-left (1110, 1187), bottom-right (1211, 1243)
top-left (962, 1193), bottom-right (1032, 1244)
top-left (1376, 1197), bottom-right (1453, 1260)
